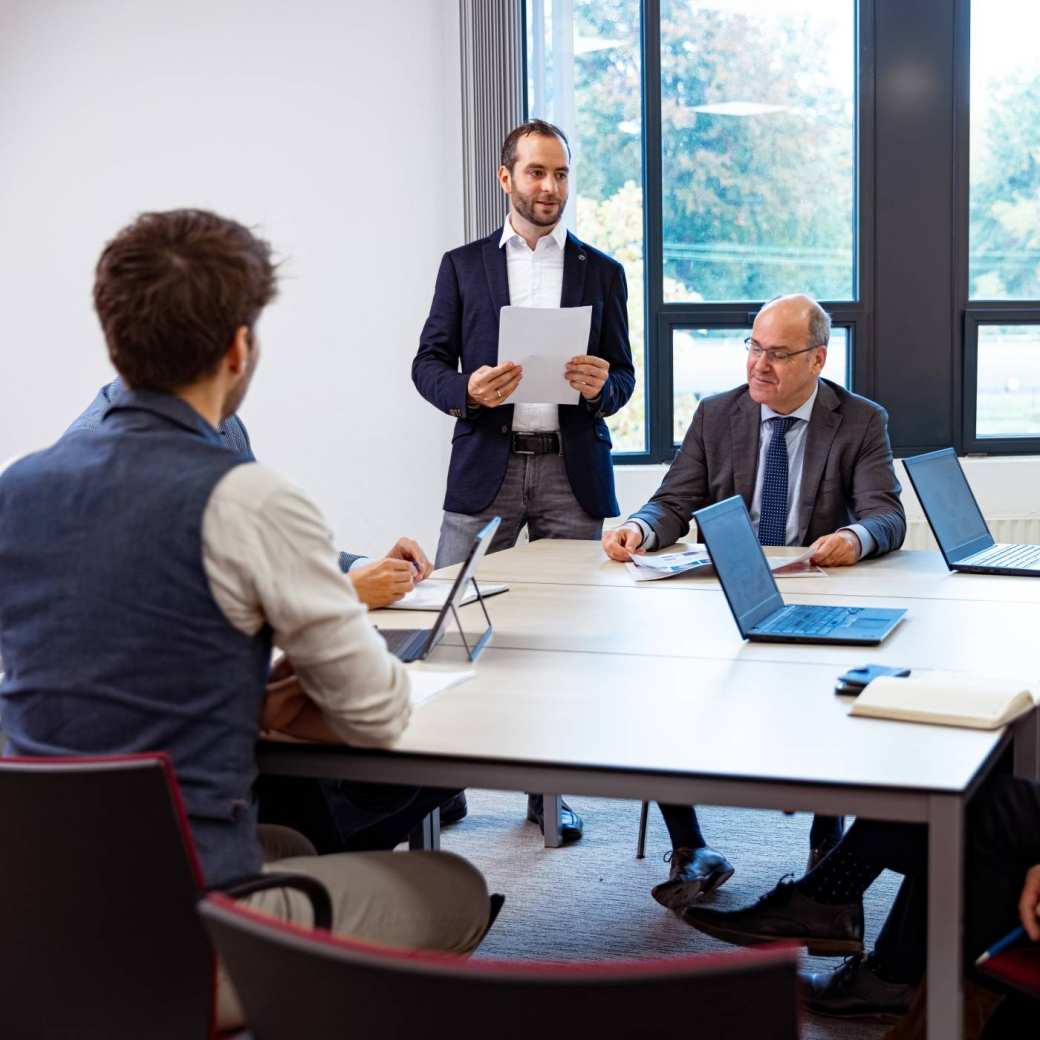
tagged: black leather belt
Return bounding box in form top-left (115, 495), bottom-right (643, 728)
top-left (511, 432), bottom-right (561, 455)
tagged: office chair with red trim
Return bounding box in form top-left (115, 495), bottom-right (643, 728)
top-left (200, 892), bottom-right (802, 1039)
top-left (0, 754), bottom-right (329, 1040)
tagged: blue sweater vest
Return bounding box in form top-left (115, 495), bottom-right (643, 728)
top-left (0, 390), bottom-right (272, 886)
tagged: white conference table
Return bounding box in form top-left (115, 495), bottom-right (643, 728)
top-left (258, 542), bottom-right (1040, 1040)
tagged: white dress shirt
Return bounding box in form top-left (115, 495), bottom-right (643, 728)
top-left (499, 217), bottom-right (568, 433)
top-left (201, 463), bottom-right (412, 746)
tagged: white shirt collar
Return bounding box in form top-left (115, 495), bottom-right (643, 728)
top-left (760, 381), bottom-right (819, 424)
top-left (499, 215), bottom-right (568, 253)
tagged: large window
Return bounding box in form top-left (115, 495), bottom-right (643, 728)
top-left (525, 2), bottom-right (1040, 461)
top-left (526, 0), bottom-right (646, 453)
top-left (965, 1), bottom-right (1040, 451)
top-left (660, 1), bottom-right (855, 304)
top-left (527, 0), bottom-right (860, 462)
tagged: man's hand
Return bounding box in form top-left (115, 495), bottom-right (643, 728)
top-left (1019, 864), bottom-right (1040, 941)
top-left (467, 362), bottom-right (523, 407)
top-left (565, 355), bottom-right (610, 400)
top-left (385, 537), bottom-right (433, 581)
top-left (603, 523), bottom-right (644, 562)
top-left (809, 529), bottom-right (861, 567)
top-left (262, 656), bottom-right (306, 731)
top-left (349, 558), bottom-right (416, 608)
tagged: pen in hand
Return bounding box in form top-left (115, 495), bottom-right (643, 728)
top-left (976, 924), bottom-right (1028, 966)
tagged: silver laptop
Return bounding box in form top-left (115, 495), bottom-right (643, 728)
top-left (696, 496), bottom-right (906, 645)
top-left (903, 448), bottom-right (1040, 575)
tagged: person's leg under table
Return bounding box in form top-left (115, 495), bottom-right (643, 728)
top-left (218, 848), bottom-right (491, 1030)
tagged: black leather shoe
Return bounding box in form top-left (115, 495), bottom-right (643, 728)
top-left (681, 876), bottom-right (864, 955)
top-left (801, 954), bottom-right (914, 1021)
top-left (526, 794), bottom-right (583, 843)
top-left (651, 846), bottom-right (735, 912)
top-left (439, 791), bottom-right (468, 826)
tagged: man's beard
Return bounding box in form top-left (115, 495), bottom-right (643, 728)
top-left (512, 186), bottom-right (563, 228)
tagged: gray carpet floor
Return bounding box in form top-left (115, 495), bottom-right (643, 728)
top-left (439, 790), bottom-right (903, 1040)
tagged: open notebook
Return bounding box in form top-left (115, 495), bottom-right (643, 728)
top-left (849, 672), bottom-right (1038, 730)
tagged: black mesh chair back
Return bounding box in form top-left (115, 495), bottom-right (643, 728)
top-left (201, 894), bottom-right (802, 1039)
top-left (0, 754), bottom-right (215, 1040)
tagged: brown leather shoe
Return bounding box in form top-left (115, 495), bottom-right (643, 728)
top-left (682, 876), bottom-right (863, 955)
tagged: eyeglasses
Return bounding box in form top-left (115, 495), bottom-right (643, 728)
top-left (744, 337), bottom-right (821, 364)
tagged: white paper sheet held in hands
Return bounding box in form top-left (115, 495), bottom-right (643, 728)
top-left (850, 672), bottom-right (1038, 730)
top-left (405, 665), bottom-right (474, 709)
top-left (498, 305), bottom-right (593, 405)
top-left (626, 544), bottom-right (825, 582)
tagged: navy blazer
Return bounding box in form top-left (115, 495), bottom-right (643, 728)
top-left (412, 228), bottom-right (635, 518)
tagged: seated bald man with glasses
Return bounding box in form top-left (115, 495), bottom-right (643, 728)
top-left (602, 292), bottom-right (906, 916)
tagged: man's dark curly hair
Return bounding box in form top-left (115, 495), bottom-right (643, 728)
top-left (93, 208), bottom-right (278, 390)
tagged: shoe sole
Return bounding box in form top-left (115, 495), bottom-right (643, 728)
top-left (651, 866), bottom-right (735, 912)
top-left (806, 1004), bottom-right (905, 1024)
top-left (683, 916), bottom-right (863, 956)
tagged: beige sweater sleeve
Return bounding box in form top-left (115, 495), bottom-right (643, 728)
top-left (201, 463), bottom-right (411, 746)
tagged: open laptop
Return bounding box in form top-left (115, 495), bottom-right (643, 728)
top-left (904, 447), bottom-right (1040, 575)
top-left (696, 496), bottom-right (906, 645)
top-left (378, 516), bottom-right (499, 662)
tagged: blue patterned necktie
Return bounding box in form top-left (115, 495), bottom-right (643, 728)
top-left (757, 416), bottom-right (798, 546)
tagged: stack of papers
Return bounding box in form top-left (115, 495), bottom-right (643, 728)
top-left (625, 545), bottom-right (825, 582)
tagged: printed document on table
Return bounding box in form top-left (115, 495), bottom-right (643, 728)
top-left (405, 666), bottom-right (474, 709)
top-left (498, 305), bottom-right (592, 405)
top-left (626, 544), bottom-right (825, 582)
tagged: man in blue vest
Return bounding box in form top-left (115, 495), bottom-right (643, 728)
top-left (64, 379), bottom-right (471, 844)
top-left (0, 209), bottom-right (491, 1029)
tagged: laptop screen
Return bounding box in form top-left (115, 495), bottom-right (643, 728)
top-left (695, 496), bottom-right (784, 635)
top-left (425, 516), bottom-right (500, 649)
top-left (903, 449), bottom-right (993, 562)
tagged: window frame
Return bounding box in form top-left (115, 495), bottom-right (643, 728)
top-left (525, 0), bottom-right (1040, 463)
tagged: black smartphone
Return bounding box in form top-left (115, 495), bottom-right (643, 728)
top-left (834, 663), bottom-right (910, 696)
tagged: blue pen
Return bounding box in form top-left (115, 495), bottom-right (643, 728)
top-left (975, 925), bottom-right (1027, 966)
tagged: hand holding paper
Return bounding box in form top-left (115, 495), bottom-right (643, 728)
top-left (565, 354), bottom-right (610, 399)
top-left (467, 361), bottom-right (523, 407)
top-left (498, 305), bottom-right (593, 405)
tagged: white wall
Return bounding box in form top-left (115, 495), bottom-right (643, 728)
top-left (0, 0), bottom-right (462, 554)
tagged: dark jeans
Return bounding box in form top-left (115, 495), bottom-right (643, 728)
top-left (255, 775), bottom-right (458, 854)
top-left (847, 774), bottom-right (1040, 987)
top-left (657, 802), bottom-right (843, 854)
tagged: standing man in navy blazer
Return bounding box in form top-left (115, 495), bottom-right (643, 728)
top-left (413, 119), bottom-right (635, 841)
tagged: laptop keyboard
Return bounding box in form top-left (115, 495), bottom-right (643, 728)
top-left (960, 543), bottom-right (1040, 569)
top-left (757, 606), bottom-right (862, 637)
top-left (380, 627), bottom-right (430, 662)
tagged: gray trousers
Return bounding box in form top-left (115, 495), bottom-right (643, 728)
top-left (218, 825), bottom-right (490, 1029)
top-left (436, 451), bottom-right (603, 568)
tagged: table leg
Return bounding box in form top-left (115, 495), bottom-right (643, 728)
top-left (408, 806), bottom-right (441, 851)
top-left (543, 793), bottom-right (563, 848)
top-left (926, 794), bottom-right (963, 1040)
top-left (1013, 707), bottom-right (1040, 781)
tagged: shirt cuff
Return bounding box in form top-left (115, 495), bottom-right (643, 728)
top-left (628, 518), bottom-right (657, 551)
top-left (841, 524), bottom-right (874, 560)
top-left (347, 556), bottom-right (370, 573)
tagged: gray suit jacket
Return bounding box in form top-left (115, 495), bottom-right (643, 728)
top-left (631, 378), bottom-right (906, 557)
